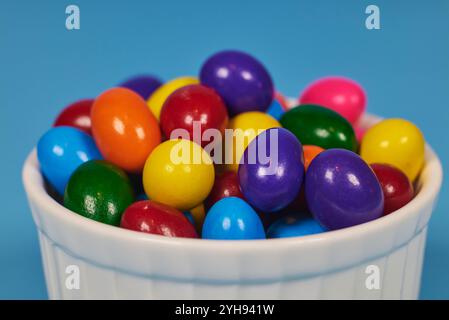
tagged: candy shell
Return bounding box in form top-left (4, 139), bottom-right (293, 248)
top-left (205, 171), bottom-right (244, 209)
top-left (306, 149), bottom-right (384, 230)
top-left (225, 111), bottom-right (280, 172)
top-left (160, 84), bottom-right (228, 147)
top-left (91, 87), bottom-right (161, 173)
top-left (53, 99), bottom-right (94, 135)
top-left (37, 126), bottom-right (102, 195)
top-left (371, 163), bottom-right (414, 215)
top-left (147, 76), bottom-right (199, 120)
top-left (299, 76), bottom-right (366, 124)
top-left (267, 214), bottom-right (326, 238)
top-left (239, 128), bottom-right (305, 212)
top-left (303, 145), bottom-right (324, 170)
top-left (360, 118), bottom-right (425, 181)
top-left (119, 75), bottom-right (162, 100)
top-left (64, 160), bottom-right (134, 226)
top-left (280, 104), bottom-right (357, 152)
top-left (202, 197), bottom-right (265, 240)
top-left (121, 200), bottom-right (197, 238)
top-left (266, 99), bottom-right (284, 120)
top-left (142, 139), bottom-right (215, 210)
top-left (200, 50), bottom-right (274, 115)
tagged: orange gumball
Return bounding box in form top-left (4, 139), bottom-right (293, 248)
top-left (91, 87), bottom-right (161, 172)
top-left (303, 145), bottom-right (324, 170)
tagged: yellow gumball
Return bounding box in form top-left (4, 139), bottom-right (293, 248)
top-left (360, 118), bottom-right (425, 181)
top-left (224, 111), bottom-right (281, 172)
top-left (147, 76), bottom-right (199, 120)
top-left (143, 139), bottom-right (214, 210)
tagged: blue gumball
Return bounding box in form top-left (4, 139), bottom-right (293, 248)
top-left (267, 214), bottom-right (326, 238)
top-left (202, 197), bottom-right (265, 240)
top-left (37, 126), bottom-right (103, 195)
top-left (266, 99), bottom-right (284, 120)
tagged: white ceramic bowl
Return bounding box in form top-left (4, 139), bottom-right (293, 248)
top-left (22, 114), bottom-right (442, 300)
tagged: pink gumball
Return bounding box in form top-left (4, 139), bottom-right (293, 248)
top-left (299, 76), bottom-right (366, 124)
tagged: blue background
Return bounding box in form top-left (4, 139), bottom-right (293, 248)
top-left (1, 0), bottom-right (448, 299)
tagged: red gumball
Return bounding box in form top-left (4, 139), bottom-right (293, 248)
top-left (160, 84), bottom-right (228, 147)
top-left (53, 99), bottom-right (94, 134)
top-left (371, 163), bottom-right (414, 215)
top-left (205, 171), bottom-right (244, 209)
top-left (120, 200), bottom-right (198, 238)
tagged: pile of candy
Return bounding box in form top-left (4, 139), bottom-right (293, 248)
top-left (37, 50), bottom-right (425, 240)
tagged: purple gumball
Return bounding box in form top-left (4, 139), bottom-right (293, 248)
top-left (305, 149), bottom-right (384, 230)
top-left (200, 50), bottom-right (274, 116)
top-left (238, 128), bottom-right (305, 212)
top-left (120, 75), bottom-right (162, 100)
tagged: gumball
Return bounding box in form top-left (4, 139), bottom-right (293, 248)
top-left (202, 197), bottom-right (265, 240)
top-left (200, 50), bottom-right (274, 115)
top-left (160, 84), bottom-right (228, 147)
top-left (37, 126), bottom-right (102, 195)
top-left (91, 87), bottom-right (161, 173)
top-left (266, 99), bottom-right (284, 120)
top-left (205, 171), bottom-right (244, 209)
top-left (53, 99), bottom-right (94, 134)
top-left (303, 145), bottom-right (324, 170)
top-left (143, 139), bottom-right (215, 210)
top-left (239, 128), bottom-right (305, 212)
top-left (360, 118), bottom-right (425, 181)
top-left (184, 203), bottom-right (206, 233)
top-left (225, 111), bottom-right (280, 172)
top-left (306, 149), bottom-right (384, 230)
top-left (299, 76), bottom-right (366, 124)
top-left (119, 75), bottom-right (162, 100)
top-left (280, 104), bottom-right (357, 152)
top-left (275, 91), bottom-right (289, 110)
top-left (64, 160), bottom-right (134, 226)
top-left (371, 163), bottom-right (414, 215)
top-left (147, 76), bottom-right (199, 120)
top-left (121, 200), bottom-right (198, 238)
top-left (267, 214), bottom-right (326, 238)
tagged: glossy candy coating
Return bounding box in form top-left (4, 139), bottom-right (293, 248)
top-left (64, 160), bottom-right (134, 226)
top-left (225, 111), bottom-right (280, 172)
top-left (37, 126), bottom-right (102, 195)
top-left (119, 75), bottom-right (162, 100)
top-left (205, 171), bottom-right (244, 209)
top-left (371, 163), bottom-right (414, 215)
top-left (280, 104), bottom-right (357, 152)
top-left (142, 139), bottom-right (215, 210)
top-left (266, 99), bottom-right (284, 120)
top-left (360, 118), bottom-right (425, 181)
top-left (53, 99), bottom-right (94, 134)
top-left (121, 200), bottom-right (198, 238)
top-left (303, 145), bottom-right (324, 170)
top-left (160, 84), bottom-right (228, 147)
top-left (239, 128), bottom-right (305, 212)
top-left (267, 214), bottom-right (326, 238)
top-left (91, 87), bottom-right (161, 173)
top-left (147, 76), bottom-right (199, 120)
top-left (299, 76), bottom-right (366, 124)
top-left (200, 50), bottom-right (274, 115)
top-left (306, 149), bottom-right (384, 230)
top-left (202, 197), bottom-right (265, 240)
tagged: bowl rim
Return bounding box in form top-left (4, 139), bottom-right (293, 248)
top-left (22, 114), bottom-right (443, 251)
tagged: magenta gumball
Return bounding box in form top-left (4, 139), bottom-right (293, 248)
top-left (238, 128), bottom-right (305, 212)
top-left (300, 76), bottom-right (366, 124)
